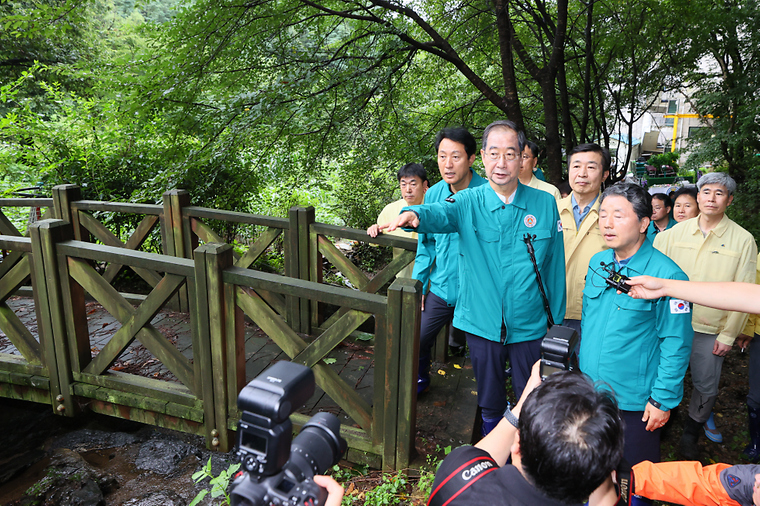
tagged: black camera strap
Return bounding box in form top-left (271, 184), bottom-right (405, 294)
top-left (427, 453), bottom-right (499, 506)
top-left (522, 234), bottom-right (554, 327)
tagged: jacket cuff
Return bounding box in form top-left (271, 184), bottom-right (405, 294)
top-left (717, 333), bottom-right (736, 346)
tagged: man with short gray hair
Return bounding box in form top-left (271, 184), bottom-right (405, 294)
top-left (654, 172), bottom-right (757, 460)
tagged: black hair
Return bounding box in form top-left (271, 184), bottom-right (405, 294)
top-left (673, 186), bottom-right (698, 204)
top-left (524, 140), bottom-right (539, 158)
top-left (568, 143), bottom-right (611, 173)
top-left (600, 183), bottom-right (652, 222)
top-left (651, 193), bottom-right (673, 209)
top-left (434, 128), bottom-right (477, 158)
top-left (558, 180), bottom-right (572, 197)
top-left (397, 163), bottom-right (428, 184)
top-left (481, 120), bottom-right (527, 153)
top-left (519, 372), bottom-right (625, 504)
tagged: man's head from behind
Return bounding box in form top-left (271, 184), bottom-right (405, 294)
top-left (517, 372), bottom-right (624, 504)
top-left (397, 163), bottom-right (428, 205)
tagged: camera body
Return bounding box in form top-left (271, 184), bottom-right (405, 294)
top-left (231, 361), bottom-right (347, 506)
top-left (540, 325), bottom-right (580, 380)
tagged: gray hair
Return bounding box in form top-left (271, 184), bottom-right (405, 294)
top-left (697, 172), bottom-right (737, 196)
top-left (481, 120), bottom-right (527, 153)
top-left (600, 183), bottom-right (652, 222)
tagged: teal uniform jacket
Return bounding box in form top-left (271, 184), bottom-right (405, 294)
top-left (404, 182), bottom-right (566, 344)
top-left (646, 217), bottom-right (676, 243)
top-left (580, 239), bottom-right (693, 411)
top-left (411, 168), bottom-right (487, 305)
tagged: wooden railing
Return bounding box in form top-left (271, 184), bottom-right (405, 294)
top-left (0, 186), bottom-right (422, 470)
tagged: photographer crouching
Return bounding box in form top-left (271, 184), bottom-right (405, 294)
top-left (428, 361), bottom-right (625, 506)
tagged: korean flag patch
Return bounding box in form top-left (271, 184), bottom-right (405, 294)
top-left (557, 220), bottom-right (563, 232)
top-left (670, 299), bottom-right (690, 314)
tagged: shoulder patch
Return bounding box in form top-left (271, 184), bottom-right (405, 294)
top-left (557, 219), bottom-right (562, 232)
top-left (726, 474), bottom-right (741, 488)
top-left (670, 299), bottom-right (690, 314)
top-left (445, 197), bottom-right (455, 203)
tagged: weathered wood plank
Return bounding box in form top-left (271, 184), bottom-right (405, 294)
top-left (0, 255), bottom-right (30, 300)
top-left (71, 201), bottom-right (162, 215)
top-left (235, 287), bottom-right (306, 359)
top-left (311, 223), bottom-right (417, 251)
top-left (33, 220), bottom-right (78, 415)
top-left (102, 214), bottom-right (160, 283)
top-left (382, 283), bottom-right (403, 469)
top-left (285, 207), bottom-right (300, 331)
top-left (224, 267), bottom-right (386, 314)
top-left (59, 241), bottom-right (195, 278)
top-left (86, 399), bottom-right (207, 439)
top-left (73, 382), bottom-right (169, 413)
top-left (0, 211), bottom-right (22, 237)
top-left (318, 236), bottom-right (368, 291)
top-left (0, 302), bottom-right (41, 364)
top-left (192, 245), bottom-right (219, 445)
top-left (0, 381), bottom-right (51, 404)
top-left (67, 257), bottom-right (198, 395)
top-left (0, 236), bottom-right (32, 251)
top-left (184, 206), bottom-right (288, 230)
top-left (0, 353), bottom-right (47, 376)
top-left (293, 310), bottom-right (370, 369)
top-left (72, 369), bottom-right (201, 408)
top-left (297, 207), bottom-right (314, 334)
top-left (83, 274), bottom-right (185, 376)
top-left (78, 212), bottom-right (123, 247)
top-left (395, 278), bottom-right (422, 469)
top-left (204, 243), bottom-right (235, 450)
top-left (0, 198), bottom-right (54, 208)
top-left (235, 227), bottom-right (281, 269)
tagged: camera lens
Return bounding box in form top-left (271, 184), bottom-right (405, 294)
top-left (287, 412), bottom-right (348, 480)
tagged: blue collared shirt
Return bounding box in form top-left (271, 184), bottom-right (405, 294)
top-left (572, 193), bottom-right (599, 229)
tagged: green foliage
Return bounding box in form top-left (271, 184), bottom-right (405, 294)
top-left (189, 457), bottom-right (241, 506)
top-left (363, 473), bottom-right (407, 506)
top-left (648, 152), bottom-right (681, 172)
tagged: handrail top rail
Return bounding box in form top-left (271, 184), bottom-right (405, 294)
top-left (0, 234), bottom-right (33, 252)
top-left (57, 240), bottom-right (196, 277)
top-left (184, 206), bottom-right (289, 229)
top-left (311, 222), bottom-right (417, 250)
top-left (0, 198), bottom-right (54, 208)
top-left (224, 265), bottom-right (388, 314)
top-left (71, 201), bottom-right (163, 215)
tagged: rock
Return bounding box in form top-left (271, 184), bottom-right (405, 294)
top-left (135, 437), bottom-right (199, 475)
top-left (52, 427), bottom-right (148, 452)
top-left (22, 449), bottom-right (118, 506)
top-left (122, 489), bottom-right (186, 506)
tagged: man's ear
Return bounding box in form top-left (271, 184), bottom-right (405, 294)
top-left (640, 216), bottom-right (651, 234)
top-left (510, 430), bottom-right (521, 458)
top-left (602, 170), bottom-right (610, 183)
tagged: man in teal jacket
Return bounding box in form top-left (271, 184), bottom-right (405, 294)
top-left (413, 128), bottom-right (487, 394)
top-left (385, 120), bottom-right (566, 435)
top-left (581, 183), bottom-right (692, 466)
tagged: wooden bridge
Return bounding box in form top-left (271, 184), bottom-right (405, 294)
top-left (0, 185), bottom-right (476, 470)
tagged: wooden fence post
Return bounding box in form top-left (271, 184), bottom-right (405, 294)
top-left (393, 277), bottom-right (422, 469)
top-left (381, 281), bottom-right (403, 470)
top-left (285, 207), bottom-right (301, 331)
top-left (163, 190), bottom-right (192, 311)
top-left (297, 207), bottom-right (314, 334)
top-left (193, 242), bottom-right (235, 451)
top-left (52, 185), bottom-right (87, 242)
top-left (29, 219), bottom-right (79, 416)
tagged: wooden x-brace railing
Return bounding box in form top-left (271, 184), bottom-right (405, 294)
top-left (67, 256), bottom-right (197, 396)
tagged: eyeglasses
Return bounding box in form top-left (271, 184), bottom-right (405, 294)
top-left (486, 151), bottom-right (518, 161)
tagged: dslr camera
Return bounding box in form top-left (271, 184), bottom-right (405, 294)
top-left (540, 326), bottom-right (580, 379)
top-left (230, 361), bottom-right (347, 506)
